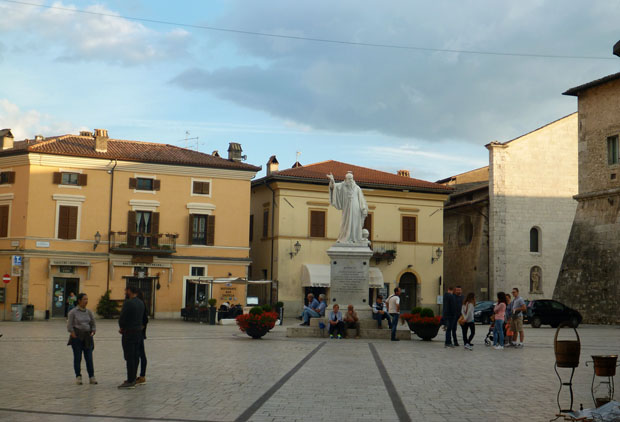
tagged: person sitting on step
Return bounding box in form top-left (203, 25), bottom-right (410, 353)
top-left (328, 304), bottom-right (345, 339)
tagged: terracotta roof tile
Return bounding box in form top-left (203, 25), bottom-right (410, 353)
top-left (257, 160), bottom-right (451, 193)
top-left (0, 134), bottom-right (260, 172)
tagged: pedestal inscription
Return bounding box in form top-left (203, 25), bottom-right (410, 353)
top-left (327, 244), bottom-right (373, 317)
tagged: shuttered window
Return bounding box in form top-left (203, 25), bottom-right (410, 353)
top-left (0, 171), bottom-right (15, 185)
top-left (363, 214), bottom-right (372, 240)
top-left (309, 210), bottom-right (326, 238)
top-left (0, 205), bottom-right (9, 237)
top-left (249, 215), bottom-right (254, 242)
top-left (189, 214), bottom-right (215, 246)
top-left (402, 216), bottom-right (417, 242)
top-left (58, 205), bottom-right (78, 239)
top-left (53, 172), bottom-right (87, 186)
top-left (192, 181), bottom-right (210, 195)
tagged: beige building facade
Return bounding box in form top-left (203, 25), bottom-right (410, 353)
top-left (0, 129), bottom-right (259, 320)
top-left (250, 159), bottom-right (450, 317)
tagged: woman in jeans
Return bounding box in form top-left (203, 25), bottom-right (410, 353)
top-left (461, 293), bottom-right (476, 350)
top-left (493, 292), bottom-right (507, 350)
top-left (67, 293), bottom-right (97, 384)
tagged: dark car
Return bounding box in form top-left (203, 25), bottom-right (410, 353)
top-left (527, 299), bottom-right (582, 328)
top-left (473, 301), bottom-right (495, 324)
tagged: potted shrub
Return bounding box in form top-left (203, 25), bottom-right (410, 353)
top-left (401, 307), bottom-right (441, 341)
top-left (274, 301), bottom-right (284, 325)
top-left (208, 298), bottom-right (217, 325)
top-left (236, 306), bottom-right (279, 339)
top-left (96, 290), bottom-right (120, 319)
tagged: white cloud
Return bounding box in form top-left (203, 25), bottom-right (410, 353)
top-left (0, 99), bottom-right (85, 140)
top-left (0, 2), bottom-right (191, 66)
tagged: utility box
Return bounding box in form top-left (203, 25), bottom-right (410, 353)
top-left (11, 303), bottom-right (23, 321)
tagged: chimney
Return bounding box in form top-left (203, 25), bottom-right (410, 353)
top-left (0, 129), bottom-right (14, 150)
top-left (228, 142), bottom-right (245, 162)
top-left (94, 128), bottom-right (108, 153)
top-left (34, 134), bottom-right (44, 142)
top-left (267, 155), bottom-right (279, 176)
top-left (292, 161), bottom-right (302, 168)
top-left (80, 131), bottom-right (93, 137)
top-left (397, 169), bottom-right (410, 178)
top-left (614, 40), bottom-right (620, 58)
top-left (212, 150), bottom-right (220, 158)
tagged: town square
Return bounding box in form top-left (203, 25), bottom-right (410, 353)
top-left (1, 1), bottom-right (620, 421)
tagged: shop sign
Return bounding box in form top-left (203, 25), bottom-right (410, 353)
top-left (49, 259), bottom-right (90, 267)
top-left (59, 266), bottom-right (75, 274)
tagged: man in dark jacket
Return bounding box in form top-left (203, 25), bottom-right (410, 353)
top-left (118, 285), bottom-right (145, 389)
top-left (443, 286), bottom-right (456, 348)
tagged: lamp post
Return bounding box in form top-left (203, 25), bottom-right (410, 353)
top-left (431, 247), bottom-right (443, 264)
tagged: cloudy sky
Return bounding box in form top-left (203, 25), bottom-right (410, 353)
top-left (0, 1), bottom-right (618, 181)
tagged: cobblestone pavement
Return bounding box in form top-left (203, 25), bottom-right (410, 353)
top-left (0, 320), bottom-right (618, 422)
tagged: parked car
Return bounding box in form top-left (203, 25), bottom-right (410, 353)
top-left (527, 299), bottom-right (582, 328)
top-left (473, 301), bottom-right (495, 324)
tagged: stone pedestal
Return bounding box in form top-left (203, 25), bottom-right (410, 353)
top-left (327, 243), bottom-right (373, 319)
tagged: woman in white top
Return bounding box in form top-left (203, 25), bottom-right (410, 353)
top-left (461, 293), bottom-right (476, 350)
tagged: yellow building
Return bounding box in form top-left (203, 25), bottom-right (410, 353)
top-left (250, 159), bottom-right (451, 317)
top-left (0, 128), bottom-right (259, 320)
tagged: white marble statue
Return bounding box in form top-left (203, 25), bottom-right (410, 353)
top-left (327, 172), bottom-right (368, 244)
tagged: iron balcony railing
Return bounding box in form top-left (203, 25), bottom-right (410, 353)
top-left (109, 231), bottom-right (178, 254)
top-left (371, 241), bottom-right (397, 263)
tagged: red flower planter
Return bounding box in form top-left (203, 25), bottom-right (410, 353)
top-left (236, 311), bottom-right (278, 339)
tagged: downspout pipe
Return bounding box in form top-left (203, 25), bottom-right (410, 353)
top-left (106, 160), bottom-right (118, 291)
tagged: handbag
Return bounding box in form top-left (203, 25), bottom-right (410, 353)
top-left (458, 315), bottom-right (466, 326)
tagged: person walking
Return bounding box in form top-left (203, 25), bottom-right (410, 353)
top-left (372, 295), bottom-right (392, 329)
top-left (442, 286), bottom-right (456, 348)
top-left (386, 287), bottom-right (401, 341)
top-left (461, 293), bottom-right (476, 350)
top-left (135, 289), bottom-right (149, 386)
top-left (510, 288), bottom-right (527, 348)
top-left (343, 304), bottom-right (360, 339)
top-left (118, 285), bottom-right (145, 389)
top-left (67, 293), bottom-right (97, 385)
top-left (328, 304), bottom-right (345, 339)
top-left (493, 292), bottom-right (507, 350)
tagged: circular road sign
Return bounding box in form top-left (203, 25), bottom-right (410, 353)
top-left (2, 274), bottom-right (10, 284)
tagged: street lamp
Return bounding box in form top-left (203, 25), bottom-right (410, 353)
top-left (289, 241), bottom-right (302, 259)
top-left (431, 247), bottom-right (443, 264)
top-left (93, 231), bottom-right (102, 250)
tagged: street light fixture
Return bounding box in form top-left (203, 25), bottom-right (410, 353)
top-left (289, 241), bottom-right (302, 259)
top-left (93, 231), bottom-right (102, 250)
top-left (431, 247), bottom-right (443, 264)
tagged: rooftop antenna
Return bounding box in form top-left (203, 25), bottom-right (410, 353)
top-left (184, 130), bottom-right (199, 150)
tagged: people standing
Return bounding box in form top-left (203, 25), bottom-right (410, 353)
top-left (386, 287), bottom-right (401, 342)
top-left (328, 304), bottom-right (344, 339)
top-left (493, 292), bottom-right (507, 350)
top-left (118, 285), bottom-right (146, 389)
top-left (510, 288), bottom-right (526, 348)
top-left (372, 295), bottom-right (392, 329)
top-left (135, 289), bottom-right (149, 386)
top-left (67, 293), bottom-right (97, 385)
top-left (452, 286), bottom-right (463, 347)
top-left (461, 293), bottom-right (476, 350)
top-left (505, 293), bottom-right (514, 347)
top-left (343, 305), bottom-right (360, 339)
top-left (442, 286), bottom-right (456, 348)
top-left (67, 292), bottom-right (77, 314)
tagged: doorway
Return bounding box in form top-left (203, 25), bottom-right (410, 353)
top-left (125, 276), bottom-right (155, 316)
top-left (52, 277), bottom-right (79, 318)
top-left (398, 272), bottom-right (418, 312)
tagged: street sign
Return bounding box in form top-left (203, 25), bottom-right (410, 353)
top-left (2, 274), bottom-right (10, 284)
top-left (11, 266), bottom-right (21, 277)
top-left (11, 255), bottom-right (22, 267)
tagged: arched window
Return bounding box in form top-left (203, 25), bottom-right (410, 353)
top-left (530, 227), bottom-right (540, 253)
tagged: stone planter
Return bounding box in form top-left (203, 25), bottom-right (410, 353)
top-left (245, 324), bottom-right (270, 339)
top-left (411, 323), bottom-right (440, 341)
top-left (208, 307), bottom-right (217, 325)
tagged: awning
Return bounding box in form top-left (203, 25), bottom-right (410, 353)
top-left (301, 264), bottom-right (331, 287)
top-left (187, 277), bottom-right (213, 285)
top-left (212, 277), bottom-right (246, 284)
top-left (369, 267), bottom-right (384, 288)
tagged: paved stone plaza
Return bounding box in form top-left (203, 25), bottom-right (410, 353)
top-left (0, 320), bottom-right (618, 422)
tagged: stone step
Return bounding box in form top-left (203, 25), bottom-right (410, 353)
top-left (286, 326), bottom-right (411, 340)
top-left (308, 317), bottom-right (392, 329)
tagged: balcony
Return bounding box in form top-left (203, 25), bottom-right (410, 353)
top-left (371, 242), bottom-right (397, 264)
top-left (109, 231), bottom-right (178, 255)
